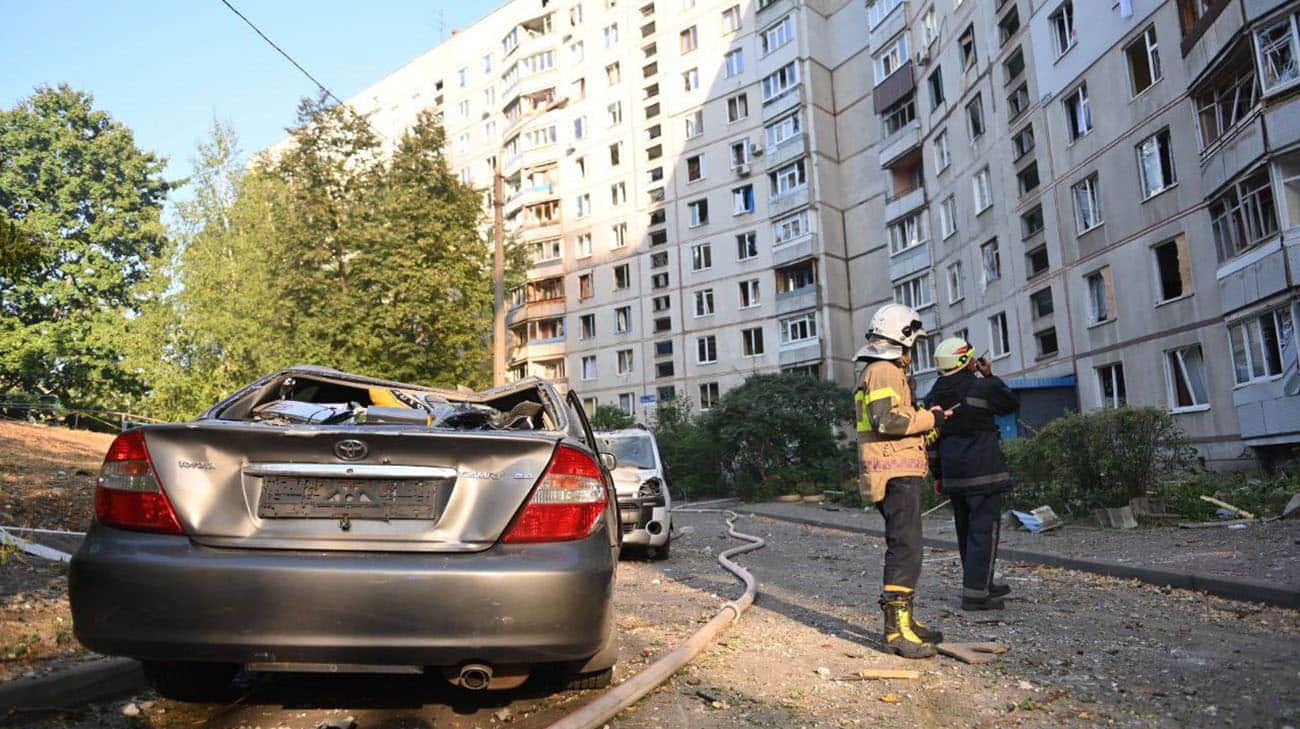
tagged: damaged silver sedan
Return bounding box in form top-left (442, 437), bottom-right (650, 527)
top-left (69, 367), bottom-right (620, 700)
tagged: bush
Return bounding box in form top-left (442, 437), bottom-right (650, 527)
top-left (588, 404), bottom-right (635, 431)
top-left (648, 395), bottom-right (722, 500)
top-left (1004, 407), bottom-right (1196, 517)
top-left (649, 374), bottom-right (857, 502)
top-left (1164, 464), bottom-right (1299, 520)
top-left (705, 373), bottom-right (857, 502)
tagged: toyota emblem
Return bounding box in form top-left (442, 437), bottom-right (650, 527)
top-left (334, 439), bottom-right (368, 461)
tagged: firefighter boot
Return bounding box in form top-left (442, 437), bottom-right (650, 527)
top-left (909, 610), bottom-right (944, 643)
top-left (880, 593), bottom-right (937, 659)
top-left (990, 582), bottom-right (1011, 598)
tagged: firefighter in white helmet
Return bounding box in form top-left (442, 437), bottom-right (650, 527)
top-left (854, 303), bottom-right (950, 659)
top-left (924, 337), bottom-right (1020, 610)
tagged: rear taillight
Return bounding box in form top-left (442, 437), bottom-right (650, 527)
top-left (94, 430), bottom-right (184, 534)
top-left (502, 445), bottom-right (608, 544)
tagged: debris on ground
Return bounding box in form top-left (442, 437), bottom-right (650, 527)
top-left (1093, 506), bottom-right (1138, 529)
top-left (1011, 506), bottom-right (1062, 533)
top-left (832, 668), bottom-right (921, 681)
top-left (1199, 495), bottom-right (1256, 519)
top-left (937, 642), bottom-right (1010, 665)
top-left (1281, 492), bottom-right (1299, 519)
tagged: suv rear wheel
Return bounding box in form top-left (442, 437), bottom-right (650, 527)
top-left (141, 661), bottom-right (240, 702)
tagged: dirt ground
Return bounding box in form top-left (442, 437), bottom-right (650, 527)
top-left (746, 501), bottom-right (1300, 586)
top-left (0, 420), bottom-right (112, 533)
top-left (9, 510), bottom-right (1299, 729)
top-left (0, 420), bottom-right (109, 681)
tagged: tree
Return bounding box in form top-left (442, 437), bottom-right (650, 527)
top-left (648, 395), bottom-right (721, 498)
top-left (705, 373), bottom-right (857, 501)
top-left (131, 97), bottom-right (509, 419)
top-left (0, 85), bottom-right (171, 408)
top-left (589, 404), bottom-right (635, 431)
top-left (126, 120), bottom-right (287, 419)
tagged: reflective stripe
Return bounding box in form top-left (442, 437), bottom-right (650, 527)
top-left (854, 390), bottom-right (870, 432)
top-left (942, 472), bottom-right (1012, 488)
top-left (884, 584), bottom-right (914, 593)
top-left (964, 396), bottom-right (990, 409)
top-left (861, 457), bottom-right (929, 472)
top-left (868, 387), bottom-right (899, 403)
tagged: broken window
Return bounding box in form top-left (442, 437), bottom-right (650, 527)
top-left (1152, 236), bottom-right (1190, 302)
top-left (1097, 363), bottom-right (1127, 408)
top-left (1193, 43), bottom-right (1259, 148)
top-left (1229, 306), bottom-right (1295, 383)
top-left (1165, 346), bottom-right (1209, 410)
top-left (1209, 168), bottom-right (1278, 261)
top-left (1137, 128), bottom-right (1177, 199)
top-left (1127, 25), bottom-right (1163, 95)
top-left (1255, 15), bottom-right (1300, 94)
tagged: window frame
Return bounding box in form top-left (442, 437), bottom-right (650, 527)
top-left (1164, 344), bottom-right (1211, 412)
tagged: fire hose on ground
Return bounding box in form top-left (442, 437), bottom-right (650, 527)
top-left (543, 500), bottom-right (763, 729)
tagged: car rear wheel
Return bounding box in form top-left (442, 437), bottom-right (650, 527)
top-left (141, 660), bottom-right (240, 702)
top-left (560, 667), bottom-right (613, 690)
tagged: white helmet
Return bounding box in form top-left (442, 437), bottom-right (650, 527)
top-left (934, 337), bottom-right (975, 375)
top-left (854, 304), bottom-right (925, 361)
top-left (868, 303), bottom-right (925, 347)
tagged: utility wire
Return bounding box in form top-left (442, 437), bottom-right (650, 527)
top-left (217, 0), bottom-right (344, 106)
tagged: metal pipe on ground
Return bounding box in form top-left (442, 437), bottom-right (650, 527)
top-left (543, 509), bottom-right (763, 729)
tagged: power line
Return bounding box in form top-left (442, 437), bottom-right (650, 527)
top-left (217, 0), bottom-right (343, 106)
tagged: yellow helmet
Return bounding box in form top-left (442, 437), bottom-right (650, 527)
top-left (935, 337), bottom-right (975, 375)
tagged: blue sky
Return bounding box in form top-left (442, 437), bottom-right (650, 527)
top-left (1, 1), bottom-right (496, 197)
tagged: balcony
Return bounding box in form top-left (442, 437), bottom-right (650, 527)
top-left (756, 0), bottom-right (795, 22)
top-left (878, 119), bottom-right (921, 168)
top-left (769, 185), bottom-right (811, 217)
top-left (777, 338), bottom-right (820, 366)
top-left (772, 232), bottom-right (815, 267)
top-left (762, 85), bottom-right (803, 121)
top-left (884, 185), bottom-right (925, 222)
top-left (775, 285), bottom-right (819, 315)
top-left (765, 133), bottom-right (806, 170)
top-left (888, 240), bottom-right (931, 283)
top-left (504, 181), bottom-right (557, 217)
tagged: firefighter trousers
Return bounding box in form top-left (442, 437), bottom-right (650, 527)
top-left (875, 476), bottom-right (924, 590)
top-left (951, 491), bottom-right (1002, 598)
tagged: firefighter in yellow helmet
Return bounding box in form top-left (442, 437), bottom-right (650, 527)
top-left (855, 304), bottom-right (950, 659)
top-left (924, 337), bottom-right (1020, 610)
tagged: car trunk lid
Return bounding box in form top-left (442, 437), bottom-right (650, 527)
top-left (141, 423), bottom-right (560, 552)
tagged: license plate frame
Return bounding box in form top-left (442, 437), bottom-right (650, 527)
top-left (258, 477), bottom-right (444, 519)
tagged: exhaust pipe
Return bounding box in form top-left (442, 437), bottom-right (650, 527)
top-left (458, 663), bottom-right (493, 690)
top-left (646, 520), bottom-right (663, 535)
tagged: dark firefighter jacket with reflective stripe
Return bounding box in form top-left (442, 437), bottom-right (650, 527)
top-left (923, 371), bottom-right (1019, 496)
top-left (855, 359), bottom-right (937, 503)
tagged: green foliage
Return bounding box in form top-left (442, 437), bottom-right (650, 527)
top-left (649, 395), bottom-right (721, 499)
top-left (1163, 464), bottom-right (1299, 520)
top-left (132, 97), bottom-right (506, 419)
top-left (588, 404), bottom-right (635, 431)
top-left (1004, 407), bottom-right (1196, 516)
top-left (646, 375), bottom-right (858, 501)
top-left (0, 85), bottom-right (171, 409)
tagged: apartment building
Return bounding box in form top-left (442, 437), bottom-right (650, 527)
top-left (334, 0), bottom-right (1297, 466)
top-left (838, 0), bottom-right (1299, 467)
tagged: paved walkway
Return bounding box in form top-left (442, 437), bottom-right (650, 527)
top-left (738, 501), bottom-right (1300, 607)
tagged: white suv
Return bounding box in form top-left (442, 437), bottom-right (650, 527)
top-left (597, 428), bottom-right (672, 560)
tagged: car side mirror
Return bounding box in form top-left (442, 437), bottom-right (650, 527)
top-left (598, 452), bottom-right (618, 471)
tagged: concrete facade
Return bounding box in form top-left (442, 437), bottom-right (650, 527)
top-left (331, 0), bottom-right (1299, 465)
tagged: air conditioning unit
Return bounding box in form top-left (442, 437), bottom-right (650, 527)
top-left (735, 163), bottom-right (751, 176)
top-left (914, 49), bottom-right (930, 66)
top-left (749, 142), bottom-right (764, 157)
